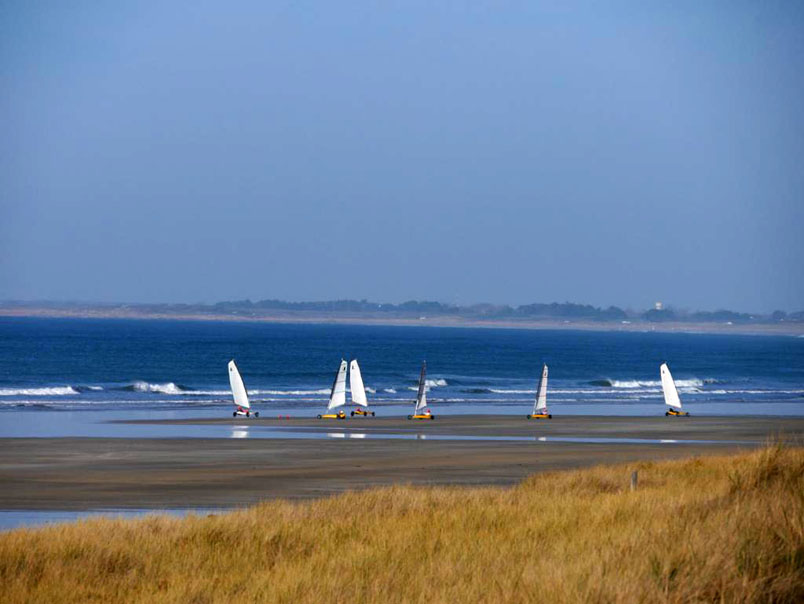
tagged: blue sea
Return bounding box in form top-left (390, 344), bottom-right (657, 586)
top-left (0, 317), bottom-right (802, 423)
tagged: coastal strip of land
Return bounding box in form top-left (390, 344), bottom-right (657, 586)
top-left (2, 305), bottom-right (802, 336)
top-left (1, 416), bottom-right (800, 510)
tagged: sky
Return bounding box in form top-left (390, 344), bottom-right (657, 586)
top-left (1, 1), bottom-right (802, 313)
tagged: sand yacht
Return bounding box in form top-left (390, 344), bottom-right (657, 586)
top-left (349, 359), bottom-right (376, 417)
top-left (527, 364), bottom-right (551, 419)
top-left (661, 362), bottom-right (690, 416)
top-left (408, 361), bottom-right (435, 420)
top-left (318, 359), bottom-right (348, 419)
top-left (228, 360), bottom-right (259, 418)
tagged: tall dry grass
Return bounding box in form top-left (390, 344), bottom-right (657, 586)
top-left (1, 446), bottom-right (802, 603)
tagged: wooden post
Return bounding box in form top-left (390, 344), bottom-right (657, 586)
top-left (630, 470), bottom-right (638, 491)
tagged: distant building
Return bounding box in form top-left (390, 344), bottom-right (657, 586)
top-left (654, 301), bottom-right (663, 311)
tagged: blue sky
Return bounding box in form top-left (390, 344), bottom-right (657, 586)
top-left (1, 1), bottom-right (802, 312)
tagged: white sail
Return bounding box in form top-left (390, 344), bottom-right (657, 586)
top-left (414, 361), bottom-right (427, 413)
top-left (228, 360), bottom-right (250, 409)
top-left (328, 359), bottom-right (348, 410)
top-left (532, 364), bottom-right (548, 413)
top-left (349, 359), bottom-right (368, 407)
top-left (660, 362), bottom-right (682, 409)
top-left (416, 389), bottom-right (427, 412)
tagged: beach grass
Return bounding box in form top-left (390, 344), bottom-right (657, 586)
top-left (1, 445), bottom-right (802, 603)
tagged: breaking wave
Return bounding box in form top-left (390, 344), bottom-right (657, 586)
top-left (462, 388), bottom-right (537, 394)
top-left (126, 381), bottom-right (186, 395)
top-left (2, 380), bottom-right (442, 399)
top-left (119, 383), bottom-right (337, 397)
top-left (0, 386), bottom-right (80, 396)
top-left (406, 378), bottom-right (448, 392)
top-left (253, 388), bottom-right (331, 396)
top-left (705, 389), bottom-right (804, 396)
top-left (589, 378), bottom-right (711, 389)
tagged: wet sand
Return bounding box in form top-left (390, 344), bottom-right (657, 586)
top-left (1, 416), bottom-right (801, 511)
top-left (126, 414), bottom-right (804, 441)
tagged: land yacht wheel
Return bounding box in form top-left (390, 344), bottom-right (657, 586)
top-left (233, 412), bottom-right (237, 417)
top-left (317, 414), bottom-right (322, 419)
top-left (351, 411), bottom-right (355, 417)
top-left (407, 415), bottom-right (412, 420)
top-left (254, 412), bottom-right (259, 418)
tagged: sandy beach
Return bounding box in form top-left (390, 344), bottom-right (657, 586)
top-left (1, 415), bottom-right (801, 511)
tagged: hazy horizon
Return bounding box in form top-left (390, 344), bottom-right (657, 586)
top-left (2, 2), bottom-right (803, 313)
top-left (2, 295), bottom-right (800, 316)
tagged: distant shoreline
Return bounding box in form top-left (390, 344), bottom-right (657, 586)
top-left (1, 305), bottom-right (802, 336)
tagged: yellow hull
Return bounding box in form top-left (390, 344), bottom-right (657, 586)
top-left (666, 409), bottom-right (690, 417)
top-left (527, 413), bottom-right (552, 419)
top-left (317, 412), bottom-right (346, 420)
top-left (408, 414), bottom-right (435, 420)
top-left (351, 409), bottom-right (376, 417)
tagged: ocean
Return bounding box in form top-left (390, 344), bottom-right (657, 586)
top-left (0, 317), bottom-right (802, 421)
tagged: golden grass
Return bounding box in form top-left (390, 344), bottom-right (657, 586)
top-left (1, 446), bottom-right (802, 603)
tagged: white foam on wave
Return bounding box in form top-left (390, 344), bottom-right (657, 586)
top-left (253, 388), bottom-right (331, 396)
top-left (188, 388), bottom-right (331, 396)
top-left (610, 380), bottom-right (657, 388)
top-left (675, 379), bottom-right (706, 388)
top-left (129, 385), bottom-right (334, 397)
top-left (705, 389), bottom-right (804, 395)
top-left (554, 389), bottom-right (641, 395)
top-left (489, 389), bottom-right (536, 394)
top-left (0, 386), bottom-right (79, 396)
top-left (383, 388), bottom-right (397, 394)
top-left (610, 378), bottom-right (704, 389)
top-left (131, 381), bottom-right (184, 395)
top-left (406, 378), bottom-right (448, 392)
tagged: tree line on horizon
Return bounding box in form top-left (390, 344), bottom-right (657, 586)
top-left (204, 298), bottom-right (803, 323)
top-left (4, 298), bottom-right (802, 323)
